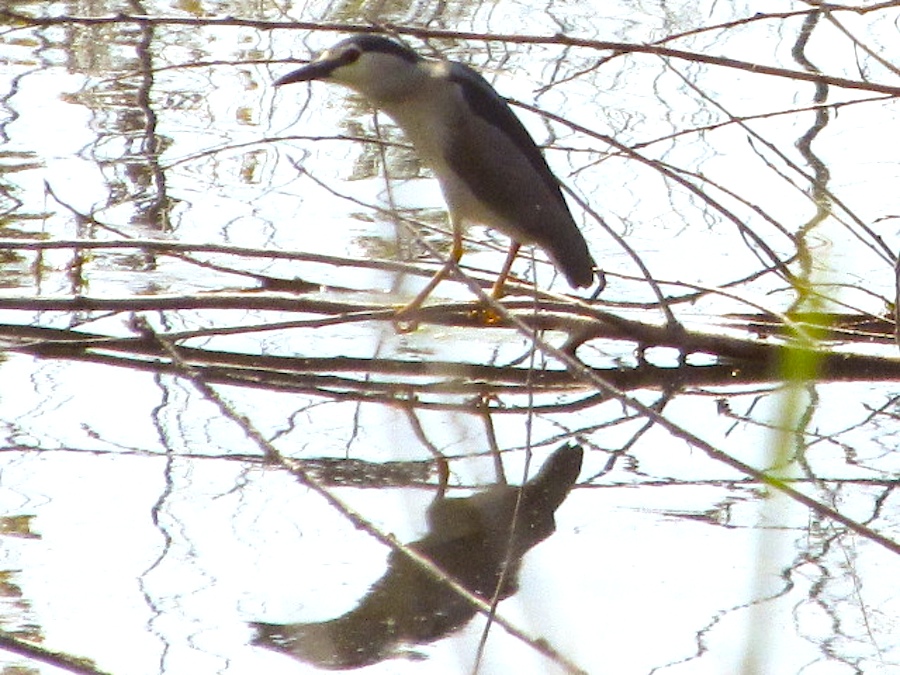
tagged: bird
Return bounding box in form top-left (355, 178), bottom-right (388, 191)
top-left (275, 34), bottom-right (600, 316)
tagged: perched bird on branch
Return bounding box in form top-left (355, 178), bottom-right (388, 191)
top-left (275, 35), bottom-right (601, 316)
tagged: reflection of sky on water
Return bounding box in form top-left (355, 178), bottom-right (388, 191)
top-left (1, 0), bottom-right (899, 673)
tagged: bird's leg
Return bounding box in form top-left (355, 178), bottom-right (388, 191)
top-left (467, 241), bottom-right (521, 326)
top-left (394, 219), bottom-right (464, 325)
top-left (490, 242), bottom-right (521, 299)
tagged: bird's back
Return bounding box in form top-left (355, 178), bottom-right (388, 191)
top-left (379, 60), bottom-right (596, 289)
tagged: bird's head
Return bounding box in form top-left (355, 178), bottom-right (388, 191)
top-left (275, 35), bottom-right (425, 104)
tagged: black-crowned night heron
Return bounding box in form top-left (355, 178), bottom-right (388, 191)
top-left (275, 34), bottom-right (599, 315)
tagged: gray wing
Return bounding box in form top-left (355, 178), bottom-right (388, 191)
top-left (444, 63), bottom-right (595, 287)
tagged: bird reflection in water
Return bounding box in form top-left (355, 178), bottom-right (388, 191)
top-left (251, 443), bottom-right (583, 669)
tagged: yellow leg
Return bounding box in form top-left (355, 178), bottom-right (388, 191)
top-left (490, 242), bottom-right (520, 299)
top-left (395, 219), bottom-right (464, 319)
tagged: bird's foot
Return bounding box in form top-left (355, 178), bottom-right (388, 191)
top-left (392, 302), bottom-right (424, 333)
top-left (467, 303), bottom-right (505, 326)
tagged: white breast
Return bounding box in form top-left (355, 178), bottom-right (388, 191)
top-left (375, 63), bottom-right (506, 230)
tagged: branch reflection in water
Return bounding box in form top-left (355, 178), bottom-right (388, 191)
top-left (251, 443), bottom-right (583, 669)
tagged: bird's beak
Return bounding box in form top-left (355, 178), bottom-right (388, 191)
top-left (274, 58), bottom-right (338, 86)
top-left (276, 44), bottom-right (364, 87)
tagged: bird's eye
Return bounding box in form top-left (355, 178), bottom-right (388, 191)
top-left (343, 47), bottom-right (361, 65)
